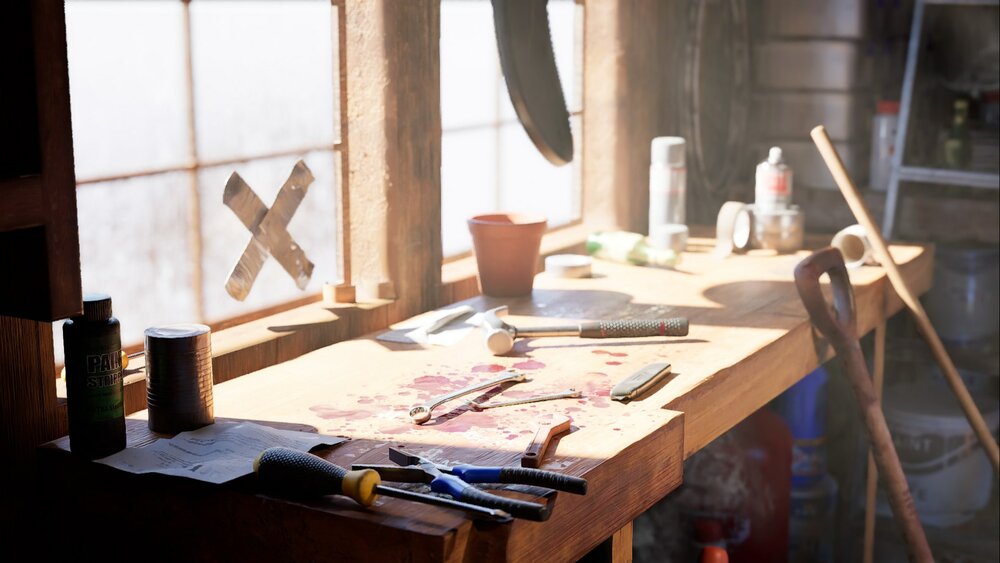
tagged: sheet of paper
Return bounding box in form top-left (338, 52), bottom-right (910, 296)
top-left (96, 421), bottom-right (345, 484)
top-left (376, 305), bottom-right (482, 346)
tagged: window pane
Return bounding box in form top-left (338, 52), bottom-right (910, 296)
top-left (190, 0), bottom-right (336, 161)
top-left (76, 173), bottom-right (199, 348)
top-left (65, 1), bottom-right (189, 180)
top-left (441, 1), bottom-right (499, 130)
top-left (441, 129), bottom-right (499, 256)
top-left (197, 151), bottom-right (340, 322)
top-left (498, 122), bottom-right (576, 227)
top-left (440, 0), bottom-right (581, 257)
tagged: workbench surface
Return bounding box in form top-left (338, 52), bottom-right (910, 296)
top-left (40, 235), bottom-right (932, 562)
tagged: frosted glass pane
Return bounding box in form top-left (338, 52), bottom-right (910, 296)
top-left (198, 151), bottom-right (340, 321)
top-left (441, 1), bottom-right (499, 130)
top-left (191, 1), bottom-right (336, 160)
top-left (498, 123), bottom-right (576, 227)
top-left (498, 0), bottom-right (579, 121)
top-left (441, 129), bottom-right (498, 256)
top-left (76, 173), bottom-right (199, 348)
top-left (65, 1), bottom-right (189, 180)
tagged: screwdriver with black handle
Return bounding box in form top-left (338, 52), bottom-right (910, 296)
top-left (253, 447), bottom-right (512, 522)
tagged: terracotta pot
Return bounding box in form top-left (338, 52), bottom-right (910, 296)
top-left (467, 213), bottom-right (547, 297)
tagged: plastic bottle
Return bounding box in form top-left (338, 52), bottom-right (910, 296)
top-left (869, 100), bottom-right (900, 192)
top-left (943, 98), bottom-right (971, 169)
top-left (754, 147), bottom-right (793, 211)
top-left (586, 231), bottom-right (678, 268)
top-left (648, 136), bottom-right (688, 252)
top-left (63, 293), bottom-right (126, 459)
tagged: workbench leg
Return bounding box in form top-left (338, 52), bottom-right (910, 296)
top-left (863, 320), bottom-right (887, 563)
top-left (578, 521), bottom-right (633, 563)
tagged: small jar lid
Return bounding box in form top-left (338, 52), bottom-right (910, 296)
top-left (545, 254), bottom-right (592, 278)
top-left (80, 293), bottom-right (113, 322)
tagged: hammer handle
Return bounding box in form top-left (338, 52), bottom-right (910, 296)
top-left (579, 318), bottom-right (688, 339)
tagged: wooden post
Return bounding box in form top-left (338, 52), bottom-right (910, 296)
top-left (0, 317), bottom-right (61, 481)
top-left (344, 0), bottom-right (442, 320)
top-left (582, 0), bottom-right (672, 233)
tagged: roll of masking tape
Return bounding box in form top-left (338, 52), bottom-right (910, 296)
top-left (831, 224), bottom-right (874, 269)
top-left (714, 201), bottom-right (754, 257)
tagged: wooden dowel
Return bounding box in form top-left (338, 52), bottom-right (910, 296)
top-left (810, 125), bottom-right (1000, 473)
top-left (863, 320), bottom-right (886, 563)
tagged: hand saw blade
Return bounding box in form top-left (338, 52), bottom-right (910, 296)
top-left (492, 0), bottom-right (574, 166)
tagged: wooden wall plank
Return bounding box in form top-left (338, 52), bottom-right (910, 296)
top-left (582, 0), bottom-right (674, 234)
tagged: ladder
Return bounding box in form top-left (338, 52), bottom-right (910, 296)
top-left (883, 0), bottom-right (1000, 238)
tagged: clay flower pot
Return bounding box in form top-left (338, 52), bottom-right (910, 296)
top-left (467, 213), bottom-right (547, 297)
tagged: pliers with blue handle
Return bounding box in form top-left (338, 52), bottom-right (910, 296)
top-left (352, 447), bottom-right (587, 521)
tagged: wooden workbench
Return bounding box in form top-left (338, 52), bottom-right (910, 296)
top-left (38, 236), bottom-right (932, 562)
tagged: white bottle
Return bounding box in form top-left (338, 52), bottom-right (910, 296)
top-left (755, 146), bottom-right (793, 212)
top-left (869, 101), bottom-right (899, 192)
top-left (648, 137), bottom-right (688, 252)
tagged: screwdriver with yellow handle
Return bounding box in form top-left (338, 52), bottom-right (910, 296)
top-left (253, 447), bottom-right (512, 522)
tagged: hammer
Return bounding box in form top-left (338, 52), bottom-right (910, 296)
top-left (480, 306), bottom-right (689, 355)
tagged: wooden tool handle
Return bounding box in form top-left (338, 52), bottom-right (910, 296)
top-left (521, 415), bottom-right (572, 468)
top-left (811, 125), bottom-right (1000, 473)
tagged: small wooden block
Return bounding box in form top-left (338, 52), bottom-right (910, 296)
top-left (521, 415), bottom-right (572, 468)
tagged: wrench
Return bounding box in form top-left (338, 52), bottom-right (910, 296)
top-left (409, 370), bottom-right (526, 424)
top-left (468, 389), bottom-right (581, 411)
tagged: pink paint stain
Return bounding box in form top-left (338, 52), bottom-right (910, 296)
top-left (592, 350), bottom-right (627, 358)
top-left (566, 407), bottom-right (584, 413)
top-left (433, 411), bottom-right (498, 433)
top-left (397, 391), bottom-right (412, 396)
top-left (613, 427), bottom-right (621, 431)
top-left (471, 364), bottom-right (507, 373)
top-left (512, 359), bottom-right (545, 370)
top-left (309, 406), bottom-right (373, 421)
top-left (379, 425), bottom-right (412, 435)
top-left (357, 397), bottom-right (374, 404)
top-left (410, 375), bottom-right (452, 391)
top-left (606, 361), bottom-right (623, 366)
top-left (505, 434), bottom-right (519, 441)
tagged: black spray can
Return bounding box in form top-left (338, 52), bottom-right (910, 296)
top-left (63, 293), bottom-right (126, 458)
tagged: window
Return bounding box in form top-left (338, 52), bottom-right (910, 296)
top-left (439, 0), bottom-right (583, 258)
top-left (61, 0), bottom-right (345, 353)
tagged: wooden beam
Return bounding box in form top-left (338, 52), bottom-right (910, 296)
top-left (344, 0), bottom-right (442, 321)
top-left (582, 0), bottom-right (671, 233)
top-left (0, 316), bottom-right (61, 481)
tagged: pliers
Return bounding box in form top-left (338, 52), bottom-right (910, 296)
top-left (352, 447), bottom-right (587, 521)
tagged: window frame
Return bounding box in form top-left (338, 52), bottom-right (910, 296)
top-left (51, 0), bottom-right (669, 415)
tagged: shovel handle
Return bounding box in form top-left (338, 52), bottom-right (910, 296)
top-left (793, 247), bottom-right (857, 348)
top-left (795, 249), bottom-right (933, 562)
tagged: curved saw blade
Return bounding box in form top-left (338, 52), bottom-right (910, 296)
top-left (492, 0), bottom-right (574, 166)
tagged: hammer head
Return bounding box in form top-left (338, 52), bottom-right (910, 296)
top-left (481, 306), bottom-right (515, 355)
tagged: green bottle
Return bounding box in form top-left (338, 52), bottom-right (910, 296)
top-left (586, 231), bottom-right (678, 268)
top-left (943, 99), bottom-right (971, 169)
top-left (64, 293), bottom-right (126, 459)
